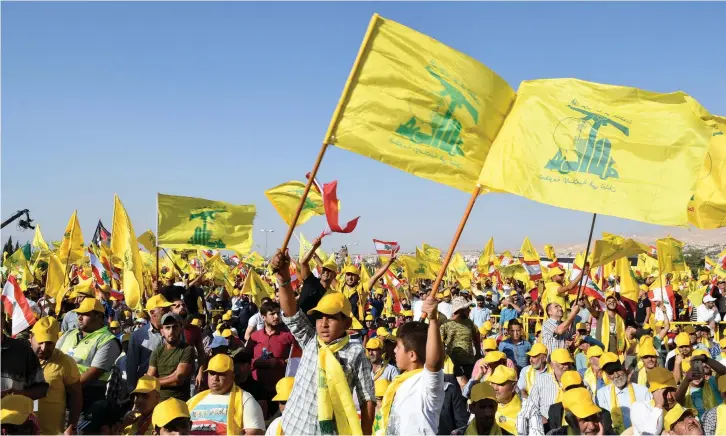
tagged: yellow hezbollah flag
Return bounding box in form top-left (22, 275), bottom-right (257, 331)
top-left (590, 233), bottom-right (649, 268)
top-left (324, 14), bottom-right (516, 193)
top-left (265, 181), bottom-right (325, 227)
top-left (688, 116), bottom-right (726, 229)
top-left (478, 78), bottom-right (714, 226)
top-left (158, 194), bottom-right (256, 254)
top-left (32, 225), bottom-right (50, 252)
top-left (478, 237), bottom-right (495, 270)
top-left (241, 269), bottom-right (275, 306)
top-left (447, 252), bottom-right (473, 289)
top-left (544, 245), bottom-right (557, 262)
top-left (418, 244), bottom-right (441, 263)
top-left (656, 236), bottom-right (686, 274)
top-left (137, 230), bottom-right (157, 253)
top-left (111, 195), bottom-right (145, 311)
top-left (400, 255), bottom-right (439, 281)
top-left (58, 211), bottom-right (85, 264)
top-left (243, 251), bottom-right (265, 269)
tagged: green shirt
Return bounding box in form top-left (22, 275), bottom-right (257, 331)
top-left (148, 343), bottom-right (194, 401)
top-left (440, 318), bottom-right (478, 365)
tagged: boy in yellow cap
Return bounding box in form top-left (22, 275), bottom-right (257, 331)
top-left (338, 256), bottom-right (397, 320)
top-left (121, 375), bottom-right (161, 435)
top-left (265, 377), bottom-right (294, 436)
top-left (187, 354), bottom-right (265, 435)
top-left (152, 398), bottom-right (191, 436)
top-left (30, 316), bottom-right (82, 435)
top-left (271, 247), bottom-right (377, 434)
top-left (109, 320), bottom-right (122, 337)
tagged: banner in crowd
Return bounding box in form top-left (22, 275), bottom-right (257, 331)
top-left (688, 115), bottom-right (726, 229)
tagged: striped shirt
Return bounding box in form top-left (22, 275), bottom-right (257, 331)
top-left (541, 318), bottom-right (574, 355)
top-left (281, 309), bottom-right (375, 435)
top-left (520, 371), bottom-right (564, 419)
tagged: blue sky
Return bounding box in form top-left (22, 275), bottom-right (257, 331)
top-left (3, 2), bottom-right (725, 255)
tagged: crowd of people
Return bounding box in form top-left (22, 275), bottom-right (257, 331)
top-left (2, 234), bottom-right (726, 436)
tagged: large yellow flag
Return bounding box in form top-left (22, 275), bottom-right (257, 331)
top-left (137, 230), bottom-right (157, 253)
top-left (32, 225), bottom-right (49, 252)
top-left (324, 14), bottom-right (516, 193)
top-left (111, 195), bottom-right (144, 310)
top-left (688, 116), bottom-right (726, 228)
top-left (265, 181), bottom-right (325, 227)
top-left (158, 194), bottom-right (256, 254)
top-left (590, 233), bottom-right (649, 268)
top-left (656, 237), bottom-right (686, 274)
top-left (478, 78), bottom-right (714, 226)
top-left (616, 257), bottom-right (639, 304)
top-left (418, 244), bottom-right (441, 263)
top-left (58, 211), bottom-right (85, 264)
top-left (44, 252), bottom-right (66, 299)
top-left (400, 255), bottom-right (439, 281)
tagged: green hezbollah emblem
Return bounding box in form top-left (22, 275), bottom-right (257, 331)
top-left (545, 104), bottom-right (630, 180)
top-left (395, 65), bottom-right (478, 157)
top-left (288, 188), bottom-right (320, 211)
top-left (414, 263), bottom-right (427, 275)
top-left (187, 208), bottom-right (227, 249)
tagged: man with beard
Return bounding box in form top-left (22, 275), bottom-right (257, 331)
top-left (630, 367), bottom-right (679, 435)
top-left (147, 314), bottom-right (194, 401)
top-left (366, 338), bottom-right (399, 382)
top-left (663, 404), bottom-right (704, 436)
top-left (585, 290), bottom-right (628, 356)
top-left (520, 349), bottom-right (576, 433)
top-left (246, 301), bottom-right (296, 408)
top-left (595, 352), bottom-right (652, 434)
top-left (667, 332), bottom-right (695, 371)
top-left (162, 286), bottom-right (207, 392)
top-left (630, 340), bottom-right (659, 386)
top-left (674, 352), bottom-right (725, 419)
top-left (517, 343), bottom-right (549, 398)
top-left (30, 316), bottom-right (82, 435)
top-left (121, 375), bottom-right (161, 435)
top-left (128, 295), bottom-right (173, 391)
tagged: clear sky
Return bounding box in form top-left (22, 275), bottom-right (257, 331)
top-left (3, 2), bottom-right (725, 256)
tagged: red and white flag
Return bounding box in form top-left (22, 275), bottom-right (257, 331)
top-left (89, 250), bottom-right (110, 285)
top-left (570, 264), bottom-right (606, 302)
top-left (649, 285), bottom-right (676, 320)
top-left (499, 254), bottom-right (513, 267)
top-left (521, 258), bottom-right (542, 281)
top-left (1, 276), bottom-right (36, 336)
top-left (322, 181), bottom-right (359, 234)
top-left (648, 245), bottom-right (658, 257)
top-left (373, 239), bottom-right (400, 257)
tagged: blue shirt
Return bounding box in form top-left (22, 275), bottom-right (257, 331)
top-left (498, 339), bottom-right (532, 369)
top-left (369, 299), bottom-right (384, 318)
top-left (469, 306), bottom-right (491, 328)
top-left (499, 308), bottom-right (519, 326)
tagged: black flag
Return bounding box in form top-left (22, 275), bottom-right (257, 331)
top-left (92, 220), bottom-right (111, 246)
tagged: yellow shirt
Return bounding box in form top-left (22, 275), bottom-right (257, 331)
top-left (38, 348), bottom-right (80, 435)
top-left (542, 282), bottom-right (567, 309)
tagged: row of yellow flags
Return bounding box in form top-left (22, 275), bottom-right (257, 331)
top-left (322, 13), bottom-right (725, 229)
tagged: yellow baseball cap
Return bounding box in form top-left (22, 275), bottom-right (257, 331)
top-left (683, 325), bottom-right (696, 334)
top-left (109, 320), bottom-right (120, 328)
top-left (675, 332), bottom-right (690, 347)
top-left (207, 354), bottom-right (234, 373)
top-left (121, 333), bottom-right (131, 343)
top-left (664, 404), bottom-right (697, 431)
top-left (487, 366), bottom-right (517, 384)
top-left (470, 382), bottom-right (497, 403)
top-left (0, 395), bottom-right (33, 425)
top-left (480, 320), bottom-right (492, 332)
top-left (152, 398), bottom-right (190, 429)
top-left (366, 338), bottom-right (384, 350)
top-left (364, 315), bottom-right (374, 321)
top-left (374, 378), bottom-right (390, 397)
top-left (586, 345), bottom-right (604, 359)
top-left (599, 352), bottom-right (620, 368)
top-left (73, 297), bottom-right (104, 314)
top-left (222, 312), bottom-right (232, 321)
top-left (483, 350), bottom-right (506, 364)
top-left (692, 349), bottom-right (711, 359)
top-left (221, 329), bottom-right (234, 338)
top-left (401, 310), bottom-right (414, 317)
top-left (191, 318), bottom-right (202, 327)
top-left (527, 343), bottom-right (548, 357)
top-left (145, 294), bottom-right (173, 311)
top-left (482, 338), bottom-right (497, 351)
top-left (575, 322), bottom-right (587, 330)
top-left (131, 375), bottom-right (161, 395)
top-left (376, 327), bottom-right (390, 338)
top-left (638, 342), bottom-right (658, 358)
top-left (562, 387), bottom-right (601, 419)
top-left (343, 264), bottom-right (360, 276)
top-left (306, 292), bottom-right (353, 318)
top-left (31, 316), bottom-right (60, 343)
top-left (561, 370), bottom-right (583, 389)
top-left (549, 267), bottom-right (565, 277)
top-left (321, 258), bottom-right (338, 274)
top-left (647, 367), bottom-right (677, 393)
top-left (551, 349), bottom-right (574, 364)
top-left (443, 290), bottom-right (451, 297)
top-left (272, 377), bottom-right (295, 401)
top-left (718, 374), bottom-right (726, 394)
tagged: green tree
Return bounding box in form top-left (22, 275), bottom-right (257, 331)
top-left (683, 246), bottom-right (706, 277)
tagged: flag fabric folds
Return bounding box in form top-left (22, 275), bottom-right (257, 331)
top-left (58, 211), bottom-right (85, 265)
top-left (688, 115), bottom-right (726, 229)
top-left (325, 13), bottom-right (516, 193)
top-left (322, 181), bottom-right (359, 234)
top-left (2, 276), bottom-right (36, 335)
top-left (111, 195), bottom-right (144, 310)
top-left (137, 230), bottom-right (157, 253)
top-left (373, 239), bottom-right (400, 257)
top-left (477, 78), bottom-right (714, 226)
top-left (92, 220), bottom-right (112, 247)
top-left (158, 194), bottom-right (256, 254)
top-left (32, 225), bottom-right (50, 252)
top-left (590, 233), bottom-right (649, 268)
top-left (265, 180), bottom-right (326, 227)
top-left (520, 237), bottom-right (542, 281)
top-left (656, 237), bottom-right (686, 274)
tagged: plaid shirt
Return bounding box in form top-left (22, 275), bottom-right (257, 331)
top-left (281, 309), bottom-right (375, 435)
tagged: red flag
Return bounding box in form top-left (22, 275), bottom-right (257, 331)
top-left (322, 181), bottom-right (359, 234)
top-left (2, 276), bottom-right (36, 336)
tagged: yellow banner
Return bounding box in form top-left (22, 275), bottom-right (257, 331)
top-left (478, 78), bottom-right (713, 226)
top-left (265, 180), bottom-right (325, 227)
top-left (590, 233), bottom-right (649, 268)
top-left (325, 14), bottom-right (516, 193)
top-left (688, 115), bottom-right (726, 228)
top-left (158, 194), bottom-right (256, 254)
top-left (32, 225), bottom-right (50, 252)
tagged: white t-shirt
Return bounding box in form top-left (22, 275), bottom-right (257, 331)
top-left (189, 391), bottom-right (265, 434)
top-left (247, 313), bottom-right (264, 330)
top-left (696, 304), bottom-right (722, 323)
top-left (438, 302), bottom-right (453, 320)
top-left (385, 368), bottom-right (445, 435)
top-left (412, 299), bottom-right (423, 321)
top-left (265, 417), bottom-right (282, 436)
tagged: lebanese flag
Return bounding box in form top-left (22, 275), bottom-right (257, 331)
top-left (499, 254), bottom-right (513, 267)
top-left (1, 276), bottom-right (36, 336)
top-left (570, 264), bottom-right (606, 302)
top-left (373, 239), bottom-right (400, 256)
top-left (322, 181), bottom-right (359, 234)
top-left (521, 258), bottom-right (542, 281)
top-left (718, 250), bottom-right (726, 269)
top-left (383, 270), bottom-right (402, 313)
top-left (649, 285), bottom-right (676, 320)
top-left (648, 245), bottom-right (658, 257)
top-left (89, 250), bottom-right (109, 285)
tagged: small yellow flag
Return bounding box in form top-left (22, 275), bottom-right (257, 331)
top-left (478, 237), bottom-right (495, 270)
top-left (418, 244), bottom-right (442, 263)
top-left (447, 252), bottom-right (473, 289)
top-left (44, 252), bottom-right (66, 299)
top-left (544, 245), bottom-right (557, 262)
top-left (241, 269), bottom-right (275, 306)
top-left (325, 14), bottom-right (516, 193)
top-left (137, 230), bottom-right (157, 253)
top-left (478, 78), bottom-right (714, 226)
top-left (520, 237), bottom-right (540, 262)
top-left (111, 195), bottom-right (145, 311)
top-left (32, 225), bottom-right (50, 252)
top-left (590, 233), bottom-right (649, 268)
top-left (688, 115), bottom-right (726, 229)
top-left (58, 211), bottom-right (85, 264)
top-left (158, 194), bottom-right (256, 254)
top-left (265, 181), bottom-right (325, 227)
top-left (656, 236), bottom-right (686, 274)
top-left (243, 252), bottom-right (265, 269)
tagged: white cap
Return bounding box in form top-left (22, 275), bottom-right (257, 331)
top-left (703, 295), bottom-right (716, 303)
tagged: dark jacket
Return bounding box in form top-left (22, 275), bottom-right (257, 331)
top-left (438, 375), bottom-right (469, 435)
